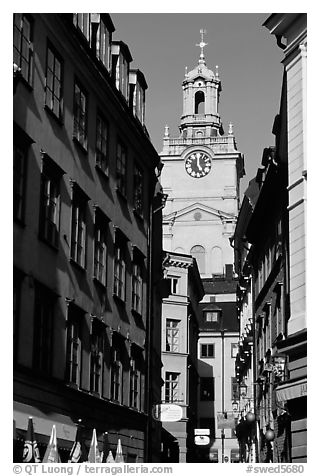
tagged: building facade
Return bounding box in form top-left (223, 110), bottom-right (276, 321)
top-left (13, 13), bottom-right (164, 462)
top-left (160, 252), bottom-right (204, 462)
top-left (233, 13), bottom-right (307, 464)
top-left (263, 13), bottom-right (307, 463)
top-left (159, 33), bottom-right (244, 463)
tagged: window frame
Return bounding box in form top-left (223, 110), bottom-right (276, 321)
top-left (114, 240), bottom-right (126, 301)
top-left (65, 305), bottom-right (82, 387)
top-left (201, 343), bottom-right (215, 358)
top-left (93, 211), bottom-right (108, 285)
top-left (13, 142), bottom-right (28, 224)
top-left (231, 343), bottom-right (238, 358)
top-left (90, 320), bottom-right (105, 395)
top-left (13, 13), bottom-right (34, 86)
top-left (95, 113), bottom-right (109, 174)
top-left (116, 140), bottom-right (127, 197)
top-left (129, 356), bottom-right (141, 410)
top-left (39, 158), bottom-right (63, 249)
top-left (164, 372), bottom-right (180, 403)
top-left (110, 347), bottom-right (122, 403)
top-left (96, 19), bottom-right (111, 71)
top-left (73, 79), bottom-right (88, 151)
top-left (132, 260), bottom-right (143, 315)
top-left (70, 184), bottom-right (88, 269)
top-left (204, 310), bottom-right (220, 323)
top-left (45, 42), bottom-right (63, 121)
top-left (165, 319), bottom-right (180, 353)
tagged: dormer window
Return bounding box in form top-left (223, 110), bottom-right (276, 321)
top-left (112, 41), bottom-right (132, 101)
top-left (129, 70), bottom-right (147, 125)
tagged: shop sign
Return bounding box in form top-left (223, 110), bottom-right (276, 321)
top-left (194, 428), bottom-right (210, 435)
top-left (194, 435), bottom-right (210, 446)
top-left (152, 404), bottom-right (183, 422)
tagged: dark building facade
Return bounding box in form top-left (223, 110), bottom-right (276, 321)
top-left (233, 13), bottom-right (307, 464)
top-left (13, 13), bottom-right (164, 462)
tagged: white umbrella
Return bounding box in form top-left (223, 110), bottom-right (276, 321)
top-left (88, 429), bottom-right (101, 463)
top-left (115, 438), bottom-right (124, 463)
top-left (106, 450), bottom-right (115, 463)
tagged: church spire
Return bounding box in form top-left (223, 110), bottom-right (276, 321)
top-left (196, 29), bottom-right (207, 65)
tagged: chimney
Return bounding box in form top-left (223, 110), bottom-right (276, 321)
top-left (225, 264), bottom-right (233, 281)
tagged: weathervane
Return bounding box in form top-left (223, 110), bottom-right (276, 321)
top-left (196, 28), bottom-right (207, 63)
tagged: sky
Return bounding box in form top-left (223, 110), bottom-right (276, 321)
top-left (111, 13), bottom-right (284, 196)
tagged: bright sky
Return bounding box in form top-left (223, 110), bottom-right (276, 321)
top-left (111, 12), bottom-right (284, 196)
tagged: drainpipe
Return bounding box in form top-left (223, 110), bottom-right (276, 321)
top-left (221, 328), bottom-right (225, 463)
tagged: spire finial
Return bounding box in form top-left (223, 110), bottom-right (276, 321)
top-left (196, 28), bottom-right (207, 64)
top-left (228, 122), bottom-right (234, 135)
top-left (164, 124), bottom-right (170, 138)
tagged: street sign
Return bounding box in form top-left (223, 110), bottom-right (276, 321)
top-left (194, 435), bottom-right (210, 446)
top-left (152, 404), bottom-right (183, 422)
top-left (217, 413), bottom-right (236, 429)
top-left (194, 428), bottom-right (210, 436)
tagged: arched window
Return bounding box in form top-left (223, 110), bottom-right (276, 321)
top-left (174, 247), bottom-right (185, 255)
top-left (190, 245), bottom-right (205, 274)
top-left (195, 91), bottom-right (205, 114)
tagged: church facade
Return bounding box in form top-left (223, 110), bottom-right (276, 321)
top-left (160, 32), bottom-right (245, 462)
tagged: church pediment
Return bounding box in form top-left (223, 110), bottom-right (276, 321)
top-left (163, 203), bottom-right (236, 224)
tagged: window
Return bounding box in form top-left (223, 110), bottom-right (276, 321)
top-left (116, 141), bottom-right (127, 196)
top-left (96, 20), bottom-right (111, 70)
top-left (166, 319), bottom-right (179, 352)
top-left (39, 157), bottom-right (63, 248)
top-left (129, 355), bottom-right (141, 410)
top-left (70, 184), bottom-right (88, 268)
top-left (200, 377), bottom-right (215, 401)
top-left (114, 241), bottom-right (126, 300)
top-left (231, 377), bottom-right (240, 400)
top-left (66, 305), bottom-right (83, 386)
top-left (73, 13), bottom-right (91, 42)
top-left (33, 283), bottom-right (55, 374)
top-left (93, 212), bottom-right (108, 285)
top-left (133, 163), bottom-right (144, 216)
top-left (132, 261), bottom-right (143, 315)
top-left (110, 348), bottom-right (122, 403)
top-left (201, 343), bottom-right (215, 358)
top-left (90, 320), bottom-right (105, 394)
top-left (204, 310), bottom-right (220, 322)
top-left (231, 343), bottom-right (238, 358)
top-left (165, 372), bottom-right (180, 403)
top-left (13, 142), bottom-right (28, 223)
top-left (45, 44), bottom-right (63, 119)
top-left (168, 277), bottom-right (179, 295)
top-left (195, 91), bottom-right (205, 114)
top-left (190, 245), bottom-right (205, 274)
top-left (95, 114), bottom-right (109, 173)
top-left (73, 80), bottom-right (88, 150)
top-left (13, 14), bottom-right (33, 84)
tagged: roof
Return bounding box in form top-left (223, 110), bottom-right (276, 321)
top-left (199, 301), bottom-right (239, 332)
top-left (202, 278), bottom-right (237, 294)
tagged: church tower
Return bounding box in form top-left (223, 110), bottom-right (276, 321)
top-left (160, 31), bottom-right (245, 463)
top-left (160, 30), bottom-right (245, 278)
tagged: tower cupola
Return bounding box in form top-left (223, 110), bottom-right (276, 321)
top-left (180, 29), bottom-right (223, 138)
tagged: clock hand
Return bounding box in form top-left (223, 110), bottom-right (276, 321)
top-left (197, 154), bottom-right (202, 171)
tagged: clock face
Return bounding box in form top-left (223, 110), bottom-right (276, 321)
top-left (185, 151), bottom-right (212, 178)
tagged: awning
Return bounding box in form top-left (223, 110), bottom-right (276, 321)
top-left (276, 378), bottom-right (307, 403)
top-left (13, 401), bottom-right (77, 442)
